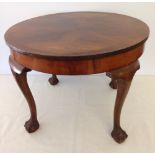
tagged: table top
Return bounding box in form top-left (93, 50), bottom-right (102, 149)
top-left (5, 12), bottom-right (149, 60)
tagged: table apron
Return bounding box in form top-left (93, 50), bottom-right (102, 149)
top-left (11, 45), bottom-right (144, 75)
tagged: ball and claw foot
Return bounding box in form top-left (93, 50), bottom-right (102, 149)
top-left (111, 127), bottom-right (128, 143)
top-left (48, 75), bottom-right (59, 85)
top-left (24, 119), bottom-right (39, 133)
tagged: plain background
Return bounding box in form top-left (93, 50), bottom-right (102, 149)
top-left (0, 2), bottom-right (154, 75)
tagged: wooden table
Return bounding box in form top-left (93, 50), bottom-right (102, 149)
top-left (5, 12), bottom-right (149, 143)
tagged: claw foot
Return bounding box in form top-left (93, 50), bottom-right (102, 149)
top-left (111, 127), bottom-right (128, 143)
top-left (24, 119), bottom-right (39, 133)
top-left (48, 75), bottom-right (59, 85)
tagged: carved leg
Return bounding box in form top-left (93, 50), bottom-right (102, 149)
top-left (9, 56), bottom-right (39, 133)
top-left (106, 72), bottom-right (117, 89)
top-left (48, 74), bottom-right (59, 85)
top-left (110, 61), bottom-right (140, 143)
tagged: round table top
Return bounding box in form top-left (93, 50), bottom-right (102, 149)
top-left (5, 12), bottom-right (149, 60)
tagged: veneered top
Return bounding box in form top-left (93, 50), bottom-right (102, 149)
top-left (5, 12), bottom-right (149, 60)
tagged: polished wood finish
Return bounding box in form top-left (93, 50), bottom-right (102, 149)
top-left (9, 56), bottom-right (39, 133)
top-left (110, 60), bottom-right (140, 143)
top-left (11, 45), bottom-right (144, 75)
top-left (5, 12), bottom-right (149, 60)
top-left (5, 12), bottom-right (149, 143)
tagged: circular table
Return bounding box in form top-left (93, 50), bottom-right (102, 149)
top-left (5, 12), bottom-right (149, 143)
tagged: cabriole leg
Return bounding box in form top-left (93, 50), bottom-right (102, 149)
top-left (9, 56), bottom-right (39, 133)
top-left (110, 61), bottom-right (140, 143)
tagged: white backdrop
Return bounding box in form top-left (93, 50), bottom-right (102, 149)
top-left (0, 2), bottom-right (154, 74)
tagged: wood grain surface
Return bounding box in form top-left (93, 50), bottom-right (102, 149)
top-left (5, 12), bottom-right (149, 60)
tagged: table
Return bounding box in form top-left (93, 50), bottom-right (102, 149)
top-left (5, 12), bottom-right (149, 143)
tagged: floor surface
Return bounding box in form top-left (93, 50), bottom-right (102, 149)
top-left (0, 74), bottom-right (155, 152)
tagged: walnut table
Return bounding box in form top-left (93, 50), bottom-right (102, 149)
top-left (5, 12), bottom-right (149, 143)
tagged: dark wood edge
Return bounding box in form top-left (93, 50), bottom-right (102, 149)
top-left (6, 38), bottom-right (148, 61)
